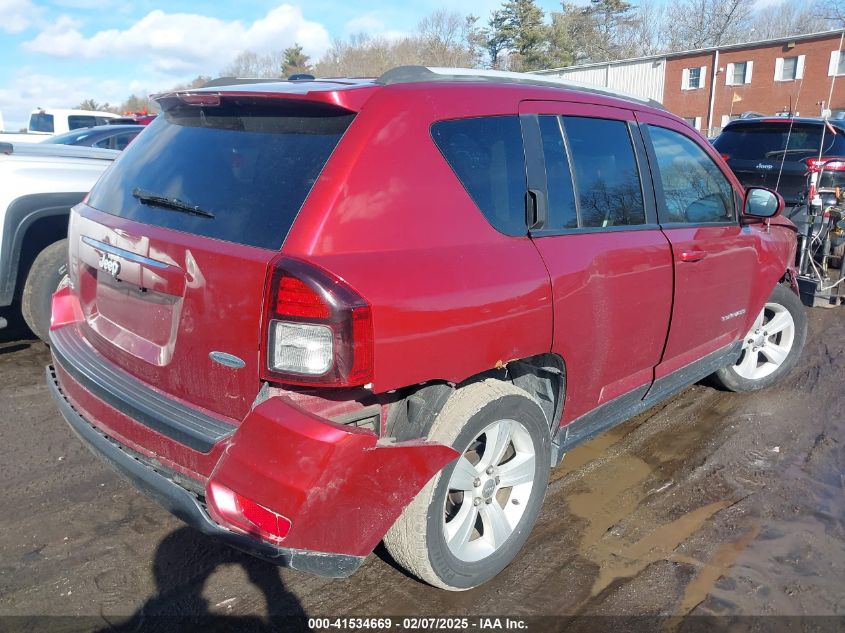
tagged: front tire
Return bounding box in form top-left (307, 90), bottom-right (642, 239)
top-left (21, 239), bottom-right (68, 342)
top-left (711, 283), bottom-right (807, 392)
top-left (384, 380), bottom-right (551, 590)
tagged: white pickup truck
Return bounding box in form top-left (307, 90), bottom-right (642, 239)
top-left (0, 141), bottom-right (118, 339)
top-left (0, 108), bottom-right (121, 144)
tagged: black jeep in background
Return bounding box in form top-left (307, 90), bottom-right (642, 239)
top-left (714, 117), bottom-right (845, 206)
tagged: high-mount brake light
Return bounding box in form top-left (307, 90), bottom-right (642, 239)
top-left (260, 256), bottom-right (374, 387)
top-left (176, 93), bottom-right (221, 106)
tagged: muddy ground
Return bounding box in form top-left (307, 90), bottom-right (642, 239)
top-left (0, 306), bottom-right (843, 630)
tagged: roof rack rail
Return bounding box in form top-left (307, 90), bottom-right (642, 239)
top-left (376, 66), bottom-right (665, 110)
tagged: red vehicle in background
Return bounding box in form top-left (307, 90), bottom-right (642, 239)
top-left (107, 112), bottom-right (157, 126)
top-left (48, 67), bottom-right (804, 590)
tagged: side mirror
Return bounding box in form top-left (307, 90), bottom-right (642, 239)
top-left (743, 187), bottom-right (784, 219)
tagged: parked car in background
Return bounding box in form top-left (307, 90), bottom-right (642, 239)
top-left (41, 124), bottom-right (142, 151)
top-left (0, 142), bottom-right (118, 338)
top-left (0, 108), bottom-right (122, 144)
top-left (27, 108), bottom-right (121, 135)
top-left (713, 117), bottom-right (845, 206)
top-left (48, 67), bottom-right (804, 591)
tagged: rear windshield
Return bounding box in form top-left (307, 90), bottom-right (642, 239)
top-left (714, 122), bottom-right (845, 160)
top-left (29, 112), bottom-right (54, 133)
top-left (87, 99), bottom-right (354, 250)
top-left (43, 129), bottom-right (98, 144)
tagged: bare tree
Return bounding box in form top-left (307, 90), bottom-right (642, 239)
top-left (630, 0), bottom-right (668, 56)
top-left (315, 10), bottom-right (480, 77)
top-left (220, 51), bottom-right (285, 78)
top-left (664, 0), bottom-right (755, 50)
top-left (752, 1), bottom-right (832, 39)
top-left (119, 94), bottom-right (158, 114)
top-left (816, 0), bottom-right (844, 26)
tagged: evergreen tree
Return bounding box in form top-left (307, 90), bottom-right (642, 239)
top-left (282, 44), bottom-right (312, 77)
top-left (499, 0), bottom-right (550, 71)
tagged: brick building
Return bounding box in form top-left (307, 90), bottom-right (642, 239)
top-left (536, 29), bottom-right (845, 137)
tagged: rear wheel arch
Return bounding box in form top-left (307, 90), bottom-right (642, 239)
top-left (711, 282), bottom-right (807, 392)
top-left (2, 193), bottom-right (81, 306)
top-left (384, 379), bottom-right (552, 590)
top-left (385, 353), bottom-right (566, 441)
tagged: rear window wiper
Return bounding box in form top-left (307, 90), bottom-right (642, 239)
top-left (764, 149), bottom-right (815, 158)
top-left (132, 188), bottom-right (215, 219)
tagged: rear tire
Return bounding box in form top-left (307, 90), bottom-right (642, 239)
top-left (21, 239), bottom-right (68, 342)
top-left (384, 380), bottom-right (551, 590)
top-left (710, 283), bottom-right (806, 392)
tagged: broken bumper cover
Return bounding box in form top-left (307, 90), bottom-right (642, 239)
top-left (46, 306), bottom-right (458, 576)
top-left (47, 366), bottom-right (363, 578)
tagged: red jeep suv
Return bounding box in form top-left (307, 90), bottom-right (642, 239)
top-left (48, 66), bottom-right (805, 590)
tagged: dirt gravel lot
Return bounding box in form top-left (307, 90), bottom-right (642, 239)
top-left (0, 306), bottom-right (843, 631)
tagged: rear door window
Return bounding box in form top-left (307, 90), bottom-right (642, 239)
top-left (714, 122), bottom-right (845, 160)
top-left (68, 115), bottom-right (99, 130)
top-left (86, 100), bottom-right (354, 250)
top-left (431, 116), bottom-right (528, 236)
top-left (537, 116), bottom-right (578, 230)
top-left (93, 130), bottom-right (139, 150)
top-left (649, 125), bottom-right (735, 223)
top-left (562, 116), bottom-right (646, 228)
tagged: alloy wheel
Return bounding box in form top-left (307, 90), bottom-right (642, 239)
top-left (442, 418), bottom-right (536, 562)
top-left (734, 302), bottom-right (796, 380)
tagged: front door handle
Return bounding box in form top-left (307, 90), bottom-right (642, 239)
top-left (679, 249), bottom-right (708, 263)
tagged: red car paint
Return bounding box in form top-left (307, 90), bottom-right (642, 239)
top-left (48, 74), bottom-right (797, 571)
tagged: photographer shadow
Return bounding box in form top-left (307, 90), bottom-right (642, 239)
top-left (98, 526), bottom-right (311, 633)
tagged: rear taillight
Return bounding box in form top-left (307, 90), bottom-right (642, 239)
top-left (206, 481), bottom-right (291, 542)
top-left (260, 256), bottom-right (374, 387)
top-left (805, 157), bottom-right (845, 172)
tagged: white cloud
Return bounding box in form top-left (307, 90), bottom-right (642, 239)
top-left (0, 0), bottom-right (40, 33)
top-left (345, 13), bottom-right (386, 33)
top-left (22, 4), bottom-right (331, 76)
top-left (344, 12), bottom-right (408, 41)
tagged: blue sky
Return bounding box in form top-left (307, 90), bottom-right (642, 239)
top-left (0, 0), bottom-right (568, 129)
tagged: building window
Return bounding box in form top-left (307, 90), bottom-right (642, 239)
top-left (775, 55), bottom-right (805, 81)
top-left (688, 67), bottom-right (702, 88)
top-left (682, 66), bottom-right (706, 90)
top-left (683, 116), bottom-right (703, 130)
top-left (726, 61), bottom-right (752, 85)
top-left (782, 57), bottom-right (797, 79)
top-left (830, 51), bottom-right (845, 77)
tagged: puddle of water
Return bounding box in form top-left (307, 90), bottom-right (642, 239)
top-left (676, 524), bottom-right (761, 614)
top-left (553, 394), bottom-right (749, 606)
top-left (549, 424), bottom-right (630, 483)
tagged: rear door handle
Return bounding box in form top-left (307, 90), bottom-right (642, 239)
top-left (679, 249), bottom-right (708, 263)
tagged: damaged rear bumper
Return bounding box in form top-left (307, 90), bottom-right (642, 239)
top-left (47, 313), bottom-right (458, 577)
top-left (47, 366), bottom-right (363, 577)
